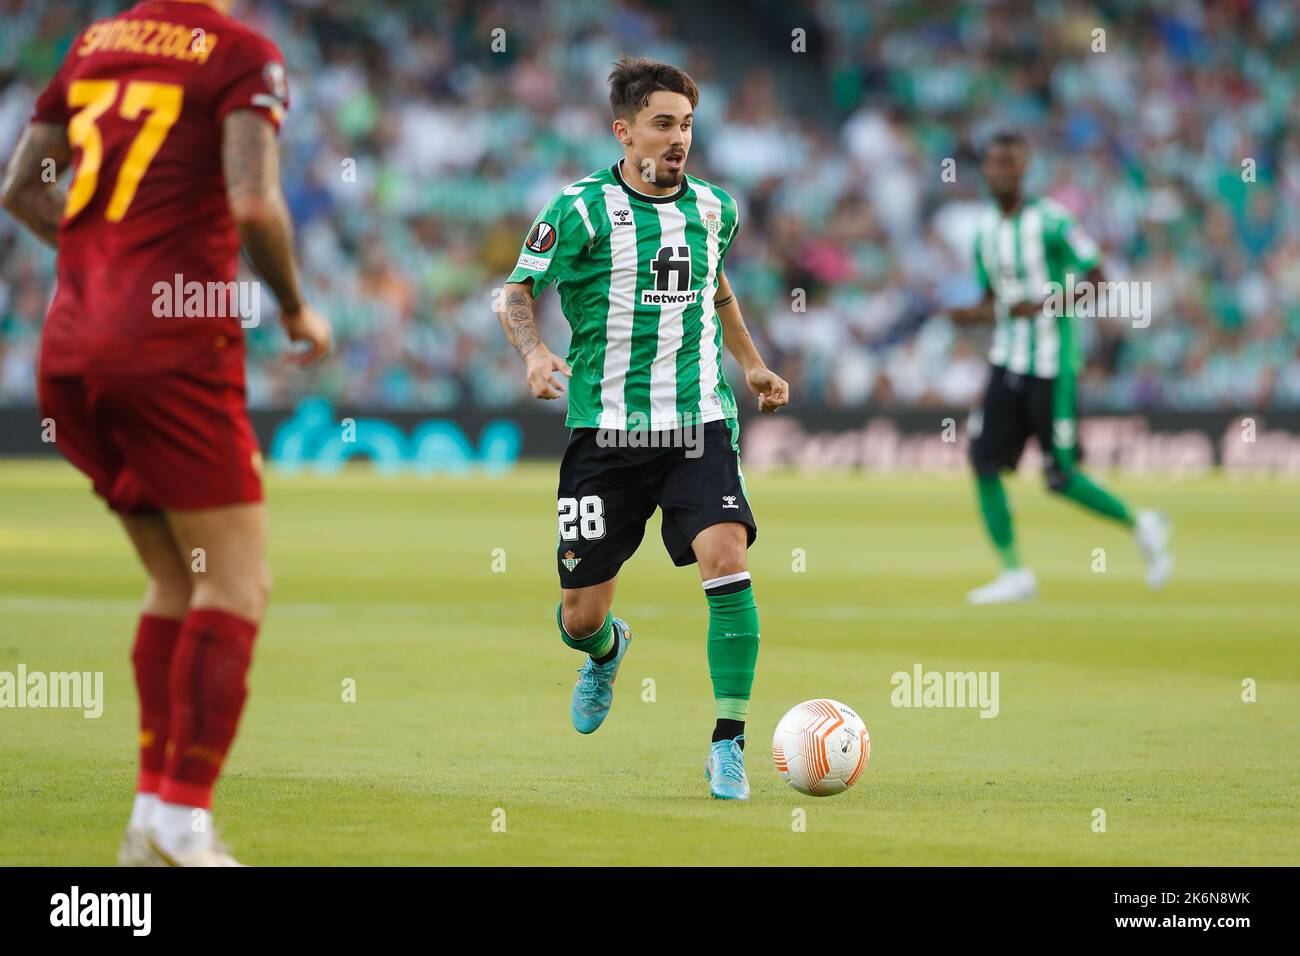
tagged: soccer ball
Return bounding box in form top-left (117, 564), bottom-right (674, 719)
top-left (772, 699), bottom-right (870, 796)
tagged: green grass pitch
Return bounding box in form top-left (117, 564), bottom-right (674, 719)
top-left (1, 458), bottom-right (1296, 865)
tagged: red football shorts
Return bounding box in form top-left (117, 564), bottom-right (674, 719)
top-left (38, 371), bottom-right (264, 513)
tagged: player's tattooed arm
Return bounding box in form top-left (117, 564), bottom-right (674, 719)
top-left (715, 269), bottom-right (789, 413)
top-left (222, 110), bottom-right (330, 364)
top-left (498, 280), bottom-right (570, 400)
top-left (222, 110), bottom-right (304, 313)
top-left (501, 283), bottom-right (542, 356)
top-left (0, 123), bottom-right (71, 248)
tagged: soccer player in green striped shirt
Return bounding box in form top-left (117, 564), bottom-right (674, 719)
top-left (950, 131), bottom-right (1172, 604)
top-left (495, 55), bottom-right (789, 799)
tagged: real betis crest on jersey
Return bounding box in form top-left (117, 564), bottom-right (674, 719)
top-left (972, 197), bottom-right (1101, 380)
top-left (508, 161), bottom-right (742, 430)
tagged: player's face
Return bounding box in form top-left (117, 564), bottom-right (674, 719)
top-left (622, 91), bottom-right (693, 188)
top-left (981, 143), bottom-right (1027, 200)
top-left (982, 141), bottom-right (1024, 200)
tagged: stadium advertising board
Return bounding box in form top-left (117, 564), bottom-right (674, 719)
top-left (4, 403), bottom-right (1298, 475)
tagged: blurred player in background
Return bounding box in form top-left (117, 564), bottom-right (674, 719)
top-left (949, 131), bottom-right (1171, 604)
top-left (496, 55), bottom-right (788, 799)
top-left (0, 0), bottom-right (330, 864)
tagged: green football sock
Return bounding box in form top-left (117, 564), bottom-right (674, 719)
top-left (976, 473), bottom-right (1021, 569)
top-left (706, 581), bottom-right (760, 721)
top-left (556, 603), bottom-right (615, 658)
top-left (1057, 473), bottom-right (1136, 527)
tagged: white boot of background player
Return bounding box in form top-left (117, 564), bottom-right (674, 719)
top-left (1135, 510), bottom-right (1173, 590)
top-left (966, 567), bottom-right (1038, 605)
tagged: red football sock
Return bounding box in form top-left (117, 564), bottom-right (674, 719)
top-left (159, 608), bottom-right (259, 810)
top-left (131, 614), bottom-right (184, 794)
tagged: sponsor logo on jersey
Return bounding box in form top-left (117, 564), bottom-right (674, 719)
top-left (722, 495), bottom-right (739, 510)
top-left (515, 253), bottom-right (550, 272)
top-left (640, 289), bottom-right (700, 305)
top-left (561, 550), bottom-right (581, 572)
top-left (612, 208), bottom-right (633, 226)
top-left (526, 221), bottom-right (557, 254)
top-left (649, 244), bottom-right (692, 299)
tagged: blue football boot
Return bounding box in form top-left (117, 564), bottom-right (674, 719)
top-left (570, 618), bottom-right (631, 734)
top-left (706, 734), bottom-right (750, 800)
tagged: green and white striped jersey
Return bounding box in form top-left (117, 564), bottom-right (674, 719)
top-left (973, 197), bottom-right (1101, 379)
top-left (508, 161), bottom-right (741, 430)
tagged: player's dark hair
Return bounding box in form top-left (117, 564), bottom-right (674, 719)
top-left (608, 54), bottom-right (699, 122)
top-left (980, 130), bottom-right (1029, 161)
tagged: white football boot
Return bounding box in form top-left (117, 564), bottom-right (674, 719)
top-left (117, 825), bottom-right (164, 866)
top-left (966, 568), bottom-right (1038, 605)
top-left (146, 802), bottom-right (246, 866)
top-left (147, 834), bottom-right (246, 867)
top-left (1135, 510), bottom-right (1173, 590)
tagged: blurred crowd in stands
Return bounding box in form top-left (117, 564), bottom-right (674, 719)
top-left (2, 0), bottom-right (1298, 411)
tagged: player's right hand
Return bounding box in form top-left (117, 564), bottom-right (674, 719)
top-left (281, 306), bottom-right (332, 366)
top-left (525, 348), bottom-right (571, 400)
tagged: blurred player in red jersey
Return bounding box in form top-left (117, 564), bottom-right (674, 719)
top-left (0, 0), bottom-right (330, 866)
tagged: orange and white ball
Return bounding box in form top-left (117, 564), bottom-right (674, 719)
top-left (772, 699), bottom-right (870, 796)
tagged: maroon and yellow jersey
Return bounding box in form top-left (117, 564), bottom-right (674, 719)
top-left (32, 0), bottom-right (288, 379)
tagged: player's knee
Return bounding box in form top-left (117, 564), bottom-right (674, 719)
top-left (1045, 462), bottom-right (1072, 494)
top-left (698, 544), bottom-right (748, 582)
top-left (970, 447), bottom-right (999, 476)
top-left (190, 561), bottom-right (271, 623)
top-left (561, 605), bottom-right (607, 639)
top-left (143, 571), bottom-right (191, 619)
top-left (235, 561), bottom-right (272, 622)
top-left (254, 561), bottom-right (272, 615)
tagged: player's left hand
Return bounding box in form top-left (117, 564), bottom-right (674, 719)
top-left (745, 366), bottom-right (789, 413)
top-left (281, 306), bottom-right (332, 366)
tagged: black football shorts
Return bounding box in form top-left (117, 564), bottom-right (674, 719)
top-left (969, 365), bottom-right (1082, 483)
top-left (555, 418), bottom-right (757, 588)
